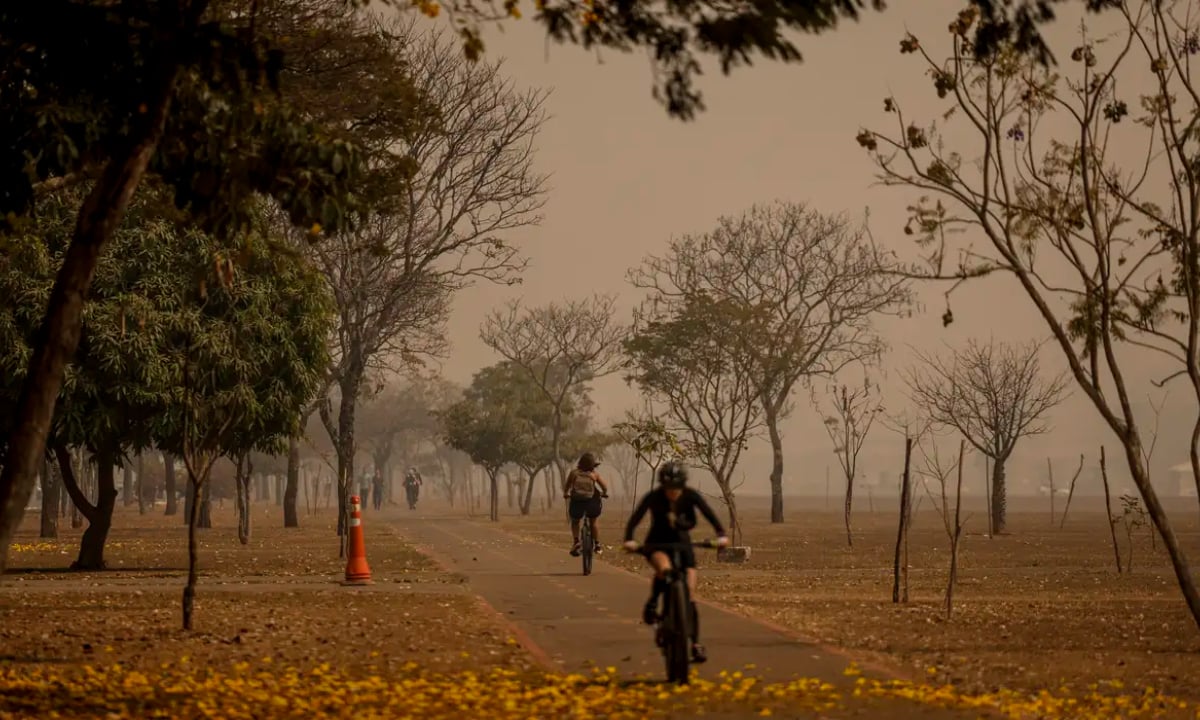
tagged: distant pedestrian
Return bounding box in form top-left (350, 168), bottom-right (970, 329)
top-left (403, 467), bottom-right (422, 510)
top-left (371, 469), bottom-right (384, 511)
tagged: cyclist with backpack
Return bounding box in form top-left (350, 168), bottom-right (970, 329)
top-left (563, 452), bottom-right (609, 556)
top-left (623, 461), bottom-right (729, 664)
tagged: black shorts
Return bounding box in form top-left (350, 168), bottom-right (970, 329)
top-left (642, 540), bottom-right (696, 570)
top-left (568, 495), bottom-right (602, 520)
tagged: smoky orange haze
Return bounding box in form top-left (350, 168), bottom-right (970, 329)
top-left (401, 1), bottom-right (1193, 498)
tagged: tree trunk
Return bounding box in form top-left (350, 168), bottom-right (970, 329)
top-left (766, 410), bottom-right (785, 524)
top-left (55, 446), bottom-right (118, 571)
top-left (550, 410), bottom-right (566, 508)
top-left (235, 455), bottom-right (252, 545)
top-left (183, 469), bottom-right (202, 631)
top-left (0, 71), bottom-right (178, 575)
top-left (1118, 438), bottom-right (1200, 631)
top-left (520, 468), bottom-right (538, 515)
top-left (714, 474), bottom-right (741, 546)
top-left (1101, 446), bottom-right (1123, 573)
top-left (122, 464), bottom-right (134, 507)
top-left (198, 483), bottom-right (212, 529)
top-left (543, 471), bottom-right (555, 510)
top-left (40, 458), bottom-right (60, 539)
top-left (326, 366), bottom-right (364, 555)
top-left (991, 458), bottom-right (1007, 534)
top-left (183, 472), bottom-right (194, 524)
top-left (164, 452), bottom-right (178, 517)
top-left (136, 453), bottom-right (147, 515)
top-left (489, 470), bottom-right (499, 522)
top-left (983, 456), bottom-right (993, 536)
top-left (284, 436), bottom-right (300, 528)
top-left (843, 471), bottom-right (854, 549)
top-left (945, 439), bottom-right (966, 619)
top-left (892, 437), bottom-right (913, 604)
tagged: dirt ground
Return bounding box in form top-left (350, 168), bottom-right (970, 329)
top-left (493, 493), bottom-right (1200, 702)
top-left (1, 502), bottom-right (535, 677)
top-left (5, 494), bottom-right (1200, 718)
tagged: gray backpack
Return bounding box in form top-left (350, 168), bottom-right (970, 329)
top-left (568, 469), bottom-right (597, 499)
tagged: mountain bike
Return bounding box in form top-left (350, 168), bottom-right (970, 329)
top-left (626, 539), bottom-right (718, 684)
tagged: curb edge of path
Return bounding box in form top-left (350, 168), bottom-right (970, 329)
top-left (406, 537), bottom-right (557, 671)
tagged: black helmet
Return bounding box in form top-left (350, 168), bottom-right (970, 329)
top-left (657, 461), bottom-right (688, 488)
top-left (578, 452), bottom-right (599, 471)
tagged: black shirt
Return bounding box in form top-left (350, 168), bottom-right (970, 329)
top-left (623, 487), bottom-right (726, 543)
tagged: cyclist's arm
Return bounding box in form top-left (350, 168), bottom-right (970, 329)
top-left (623, 493), bottom-right (651, 541)
top-left (693, 493), bottom-right (728, 538)
top-left (594, 473), bottom-right (609, 494)
top-left (561, 469), bottom-right (575, 495)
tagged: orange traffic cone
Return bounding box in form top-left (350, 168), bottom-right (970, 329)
top-left (343, 495), bottom-right (373, 585)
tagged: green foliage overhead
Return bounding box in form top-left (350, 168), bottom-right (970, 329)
top-left (441, 0), bottom-right (1116, 119)
top-left (0, 0), bottom-right (366, 235)
top-left (0, 188), bottom-right (334, 460)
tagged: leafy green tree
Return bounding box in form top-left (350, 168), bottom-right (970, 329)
top-left (440, 364), bottom-right (538, 521)
top-left (480, 296), bottom-right (624, 502)
top-left (0, 190), bottom-right (178, 569)
top-left (150, 214), bottom-right (332, 630)
top-left (0, 0), bottom-right (365, 574)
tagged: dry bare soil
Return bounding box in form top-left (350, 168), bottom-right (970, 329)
top-left (497, 493), bottom-right (1200, 701)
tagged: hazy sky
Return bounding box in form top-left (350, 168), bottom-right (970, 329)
top-left (416, 1), bottom-right (1191, 497)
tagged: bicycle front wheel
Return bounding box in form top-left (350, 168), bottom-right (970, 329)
top-left (581, 525), bottom-right (593, 576)
top-left (663, 580), bottom-right (690, 684)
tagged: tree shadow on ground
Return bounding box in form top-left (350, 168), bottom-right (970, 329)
top-left (3, 566), bottom-right (185, 575)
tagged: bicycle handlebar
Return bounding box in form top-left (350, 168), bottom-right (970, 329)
top-left (625, 539), bottom-right (723, 552)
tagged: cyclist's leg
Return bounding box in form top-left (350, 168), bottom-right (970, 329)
top-left (680, 549), bottom-right (706, 661)
top-left (587, 498), bottom-right (602, 552)
top-left (643, 551), bottom-right (671, 624)
top-left (568, 501), bottom-right (583, 554)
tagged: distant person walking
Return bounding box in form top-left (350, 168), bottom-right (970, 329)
top-left (404, 467), bottom-right (422, 510)
top-left (371, 468), bottom-right (384, 511)
top-left (359, 470), bottom-right (372, 510)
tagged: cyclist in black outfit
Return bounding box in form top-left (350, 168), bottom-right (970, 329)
top-left (623, 461), bottom-right (728, 664)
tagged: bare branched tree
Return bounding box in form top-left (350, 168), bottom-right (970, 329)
top-left (858, 1), bottom-right (1200, 628)
top-left (915, 435), bottom-right (970, 618)
top-left (480, 295), bottom-right (625, 490)
top-left (905, 339), bottom-right (1067, 534)
top-left (817, 378), bottom-right (882, 547)
top-left (628, 201), bottom-right (910, 524)
top-left (283, 17), bottom-right (547, 545)
top-left (624, 295), bottom-right (765, 546)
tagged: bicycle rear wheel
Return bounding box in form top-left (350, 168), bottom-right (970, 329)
top-left (581, 523), bottom-right (593, 575)
top-left (663, 579), bottom-right (690, 684)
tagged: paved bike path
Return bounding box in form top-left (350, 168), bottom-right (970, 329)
top-left (392, 515), bottom-right (978, 718)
